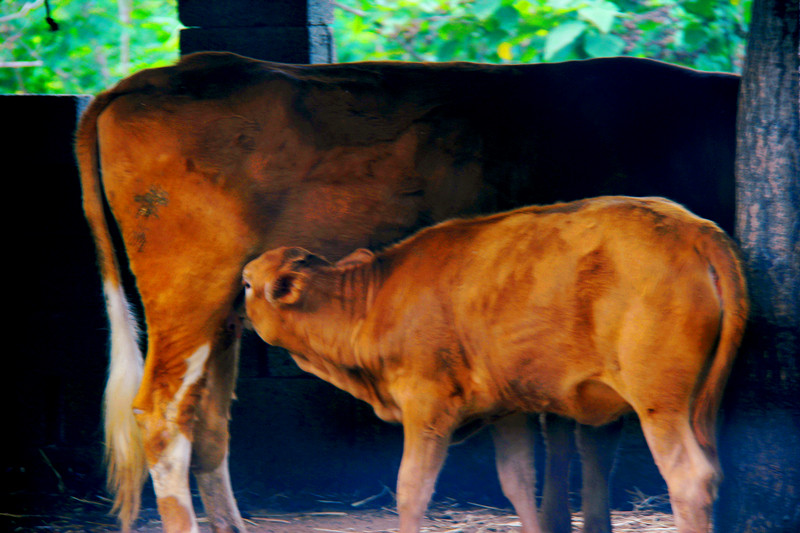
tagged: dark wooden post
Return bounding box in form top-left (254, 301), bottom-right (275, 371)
top-left (716, 0), bottom-right (799, 531)
top-left (177, 0), bottom-right (334, 63)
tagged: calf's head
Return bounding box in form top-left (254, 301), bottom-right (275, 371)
top-left (243, 246), bottom-right (329, 344)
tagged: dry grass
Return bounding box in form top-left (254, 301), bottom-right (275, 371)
top-left (234, 503), bottom-right (676, 533)
top-left (223, 494), bottom-right (674, 533)
top-left (1, 492), bottom-right (676, 532)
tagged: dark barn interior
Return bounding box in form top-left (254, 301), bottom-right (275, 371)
top-left (1, 92), bottom-right (669, 530)
top-left (2, 89), bottom-right (667, 533)
top-left (12, 1), bottom-right (800, 532)
top-left (4, 0), bottom-right (799, 532)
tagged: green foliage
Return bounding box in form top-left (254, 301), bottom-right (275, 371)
top-left (1, 0), bottom-right (749, 95)
top-left (333, 0), bottom-right (751, 72)
top-left (1, 0), bottom-right (180, 94)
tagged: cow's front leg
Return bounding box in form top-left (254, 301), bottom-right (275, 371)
top-left (576, 419), bottom-right (623, 533)
top-left (396, 398), bottom-right (456, 533)
top-left (191, 313), bottom-right (247, 533)
top-left (491, 413), bottom-right (542, 533)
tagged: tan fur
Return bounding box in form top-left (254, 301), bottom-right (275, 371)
top-left (156, 496), bottom-right (194, 533)
top-left (244, 196), bottom-right (748, 533)
top-left (76, 50), bottom-right (738, 532)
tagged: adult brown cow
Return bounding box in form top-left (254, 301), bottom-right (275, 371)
top-left (243, 196), bottom-right (749, 533)
top-left (76, 51), bottom-right (738, 533)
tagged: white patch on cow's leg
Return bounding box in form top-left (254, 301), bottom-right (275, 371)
top-left (491, 414), bottom-right (542, 533)
top-left (195, 454), bottom-right (247, 533)
top-left (166, 343), bottom-right (211, 421)
top-left (639, 415), bottom-right (718, 533)
top-left (148, 343), bottom-right (211, 533)
top-left (102, 281), bottom-right (147, 530)
top-left (150, 432), bottom-right (199, 533)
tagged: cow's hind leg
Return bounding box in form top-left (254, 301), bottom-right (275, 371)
top-left (637, 413), bottom-right (719, 533)
top-left (576, 419), bottom-right (623, 533)
top-left (132, 314), bottom-right (244, 533)
top-left (192, 312), bottom-right (247, 533)
top-left (491, 414), bottom-right (542, 533)
top-left (134, 342), bottom-right (212, 533)
top-left (540, 413), bottom-right (575, 533)
top-left (135, 333), bottom-right (247, 533)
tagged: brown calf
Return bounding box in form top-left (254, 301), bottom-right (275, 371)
top-left (243, 196), bottom-right (748, 533)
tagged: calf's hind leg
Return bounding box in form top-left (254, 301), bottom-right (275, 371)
top-left (638, 412), bottom-right (719, 533)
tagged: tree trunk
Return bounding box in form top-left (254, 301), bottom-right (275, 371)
top-left (716, 0), bottom-right (799, 532)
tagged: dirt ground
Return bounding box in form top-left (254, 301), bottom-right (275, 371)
top-left (3, 491), bottom-right (676, 533)
top-left (217, 505), bottom-right (676, 533)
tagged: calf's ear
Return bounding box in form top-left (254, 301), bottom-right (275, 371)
top-left (267, 272), bottom-right (306, 305)
top-left (336, 248), bottom-right (374, 267)
top-left (284, 247), bottom-right (330, 269)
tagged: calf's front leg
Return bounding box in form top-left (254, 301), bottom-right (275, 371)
top-left (396, 402), bottom-right (457, 533)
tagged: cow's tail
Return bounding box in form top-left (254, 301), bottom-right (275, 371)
top-left (691, 226), bottom-right (749, 458)
top-left (76, 92), bottom-right (147, 532)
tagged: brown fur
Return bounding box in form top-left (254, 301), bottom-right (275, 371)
top-left (156, 496), bottom-right (193, 533)
top-left (76, 51), bottom-right (739, 532)
top-left (244, 196), bottom-right (748, 533)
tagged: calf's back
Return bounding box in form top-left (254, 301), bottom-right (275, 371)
top-left (246, 196), bottom-right (746, 432)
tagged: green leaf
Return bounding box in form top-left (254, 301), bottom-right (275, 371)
top-left (544, 20), bottom-right (586, 60)
top-left (495, 5), bottom-right (520, 27)
top-left (548, 0), bottom-right (579, 10)
top-left (638, 19), bottom-right (660, 32)
top-left (578, 4), bottom-right (618, 33)
top-left (438, 38), bottom-right (461, 60)
top-left (683, 23), bottom-right (708, 47)
top-left (584, 32), bottom-right (626, 58)
top-left (707, 36), bottom-right (724, 55)
top-left (684, 0), bottom-right (716, 19)
top-left (472, 0), bottom-right (502, 19)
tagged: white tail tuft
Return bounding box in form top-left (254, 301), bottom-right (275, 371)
top-left (103, 281), bottom-right (147, 531)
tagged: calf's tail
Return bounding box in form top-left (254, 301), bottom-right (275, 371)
top-left (691, 227), bottom-right (749, 457)
top-left (75, 92), bottom-right (147, 532)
